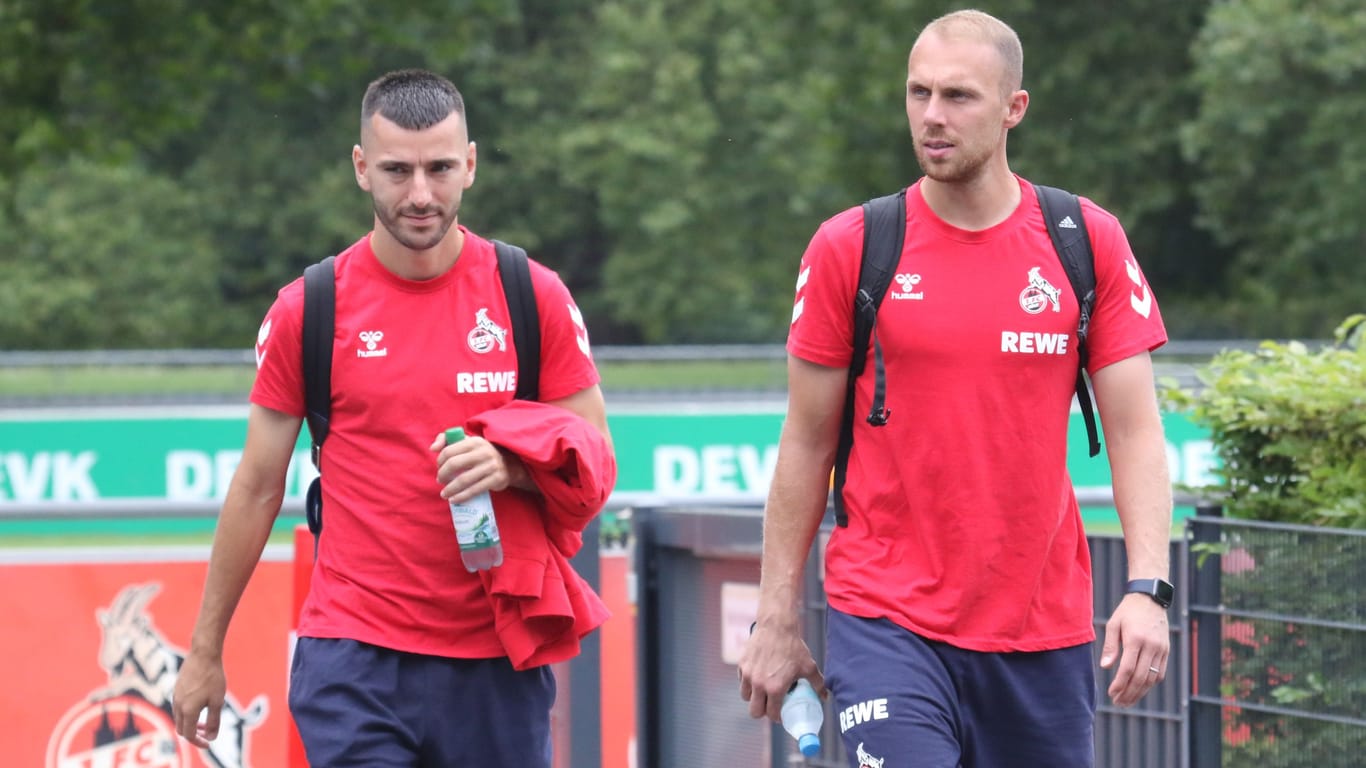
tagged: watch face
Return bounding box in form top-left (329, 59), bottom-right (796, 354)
top-left (1154, 579), bottom-right (1174, 606)
top-left (1129, 578), bottom-right (1174, 608)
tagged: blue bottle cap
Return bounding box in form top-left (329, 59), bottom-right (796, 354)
top-left (797, 733), bottom-right (820, 756)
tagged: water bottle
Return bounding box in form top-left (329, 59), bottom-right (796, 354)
top-left (444, 427), bottom-right (503, 572)
top-left (781, 678), bottom-right (823, 757)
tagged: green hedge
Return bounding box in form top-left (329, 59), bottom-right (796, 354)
top-left (1166, 314), bottom-right (1366, 528)
top-left (1168, 314), bottom-right (1366, 766)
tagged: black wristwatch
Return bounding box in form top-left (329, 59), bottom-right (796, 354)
top-left (1126, 578), bottom-right (1174, 609)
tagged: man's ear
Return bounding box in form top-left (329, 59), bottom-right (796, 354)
top-left (353, 144), bottom-right (370, 191)
top-left (1005, 89), bottom-right (1029, 130)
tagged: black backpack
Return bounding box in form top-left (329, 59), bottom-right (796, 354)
top-left (301, 240), bottom-right (542, 540)
top-left (832, 184), bottom-right (1099, 527)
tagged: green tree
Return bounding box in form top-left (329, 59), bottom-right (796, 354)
top-left (14, 0), bottom-right (1351, 348)
top-left (557, 0), bottom-right (1227, 342)
top-left (0, 159), bottom-right (223, 348)
top-left (552, 0), bottom-right (925, 342)
top-left (1182, 0), bottom-right (1366, 337)
top-left (0, 0), bottom-right (584, 348)
top-left (1004, 0), bottom-right (1232, 336)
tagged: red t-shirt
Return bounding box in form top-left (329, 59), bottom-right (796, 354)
top-left (788, 178), bottom-right (1167, 652)
top-left (251, 229), bottom-right (601, 658)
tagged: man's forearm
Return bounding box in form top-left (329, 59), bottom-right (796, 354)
top-left (754, 437), bottom-right (835, 631)
top-left (189, 490), bottom-right (281, 656)
top-left (1108, 424), bottom-right (1173, 579)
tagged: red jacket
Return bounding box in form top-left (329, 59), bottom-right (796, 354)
top-left (466, 401), bottom-right (616, 669)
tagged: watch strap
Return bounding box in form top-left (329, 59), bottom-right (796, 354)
top-left (1126, 578), bottom-right (1174, 608)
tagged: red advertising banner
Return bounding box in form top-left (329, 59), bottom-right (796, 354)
top-left (598, 552), bottom-right (636, 768)
top-left (1, 543), bottom-right (636, 768)
top-left (0, 553), bottom-right (293, 768)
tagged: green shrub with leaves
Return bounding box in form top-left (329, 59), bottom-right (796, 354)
top-left (1169, 314), bottom-right (1366, 766)
top-left (1166, 314), bottom-right (1366, 528)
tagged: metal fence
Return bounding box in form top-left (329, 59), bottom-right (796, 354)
top-left (632, 504), bottom-right (1191, 768)
top-left (1188, 515), bottom-right (1366, 768)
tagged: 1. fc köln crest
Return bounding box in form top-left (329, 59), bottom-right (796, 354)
top-left (46, 583), bottom-right (267, 768)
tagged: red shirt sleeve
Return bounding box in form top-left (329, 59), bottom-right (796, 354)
top-left (1079, 198), bottom-right (1168, 373)
top-left (527, 261), bottom-right (601, 402)
top-left (786, 206), bottom-right (864, 368)
top-left (248, 278), bottom-right (307, 417)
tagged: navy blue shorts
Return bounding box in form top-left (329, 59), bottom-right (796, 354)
top-left (288, 637), bottom-right (555, 767)
top-left (825, 607), bottom-right (1096, 768)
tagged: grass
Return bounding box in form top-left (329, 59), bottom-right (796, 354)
top-left (0, 365), bottom-right (258, 399)
top-left (599, 359), bottom-right (786, 391)
top-left (0, 359), bottom-right (789, 400)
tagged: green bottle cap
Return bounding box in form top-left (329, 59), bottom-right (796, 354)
top-left (445, 427), bottom-right (466, 443)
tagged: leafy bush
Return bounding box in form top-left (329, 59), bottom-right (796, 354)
top-left (1166, 314), bottom-right (1366, 528)
top-left (1171, 314), bottom-right (1366, 766)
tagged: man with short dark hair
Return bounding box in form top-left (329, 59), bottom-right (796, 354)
top-left (172, 69), bottom-right (614, 766)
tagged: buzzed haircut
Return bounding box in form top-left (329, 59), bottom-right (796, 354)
top-left (921, 9), bottom-right (1024, 94)
top-left (360, 69), bottom-right (466, 133)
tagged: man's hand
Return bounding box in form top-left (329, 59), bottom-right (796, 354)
top-left (737, 620), bottom-right (825, 723)
top-left (432, 431), bottom-right (520, 501)
top-left (1099, 594), bottom-right (1170, 707)
top-left (171, 650), bottom-right (227, 747)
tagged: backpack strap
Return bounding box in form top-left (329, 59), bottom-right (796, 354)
top-left (1033, 184), bottom-right (1101, 458)
top-left (833, 190), bottom-right (906, 528)
top-left (493, 240), bottom-right (541, 402)
top-left (302, 255), bottom-right (335, 542)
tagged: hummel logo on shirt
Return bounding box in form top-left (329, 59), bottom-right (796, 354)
top-left (357, 330), bottom-right (388, 358)
top-left (889, 273), bottom-right (923, 301)
top-left (1058, 216), bottom-right (1078, 230)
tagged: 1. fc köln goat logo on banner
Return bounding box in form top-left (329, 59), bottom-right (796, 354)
top-left (45, 583), bottom-right (268, 768)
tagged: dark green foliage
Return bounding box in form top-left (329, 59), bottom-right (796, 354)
top-left (1, 0), bottom-right (1362, 347)
top-left (1180, 0), bottom-right (1366, 338)
top-left (0, 159), bottom-right (225, 347)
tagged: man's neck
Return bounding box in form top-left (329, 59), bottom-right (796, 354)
top-left (370, 225), bottom-right (464, 281)
top-left (919, 164), bottom-right (1020, 231)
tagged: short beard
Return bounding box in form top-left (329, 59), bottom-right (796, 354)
top-left (914, 147), bottom-right (990, 185)
top-left (374, 202), bottom-right (459, 251)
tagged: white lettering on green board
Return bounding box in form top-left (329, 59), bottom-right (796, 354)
top-left (1166, 439), bottom-right (1218, 487)
top-left (0, 451), bottom-right (99, 501)
top-left (653, 444), bottom-right (779, 494)
top-left (165, 449), bottom-right (317, 500)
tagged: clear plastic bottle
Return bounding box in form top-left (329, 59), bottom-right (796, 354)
top-left (444, 427), bottom-right (503, 572)
top-left (781, 678), bottom-right (823, 757)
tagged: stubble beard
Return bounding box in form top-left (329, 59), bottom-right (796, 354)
top-left (914, 144), bottom-right (991, 185)
top-left (911, 126), bottom-right (997, 185)
top-left (375, 201), bottom-right (460, 251)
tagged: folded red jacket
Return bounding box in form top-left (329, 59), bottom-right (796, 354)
top-left (466, 401), bottom-right (617, 669)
